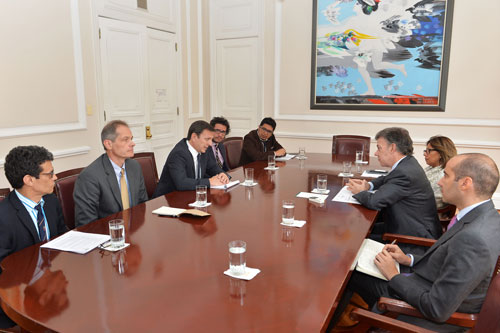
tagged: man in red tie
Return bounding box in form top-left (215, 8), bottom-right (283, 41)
top-left (340, 153), bottom-right (500, 331)
top-left (0, 146), bottom-right (68, 328)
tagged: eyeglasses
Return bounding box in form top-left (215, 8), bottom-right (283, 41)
top-left (37, 171), bottom-right (55, 178)
top-left (259, 126), bottom-right (273, 134)
top-left (214, 129), bottom-right (227, 134)
top-left (423, 148), bottom-right (438, 154)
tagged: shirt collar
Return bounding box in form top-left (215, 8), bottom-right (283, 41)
top-left (391, 156), bottom-right (407, 171)
top-left (15, 189), bottom-right (44, 208)
top-left (109, 157), bottom-right (125, 178)
top-left (457, 199), bottom-right (491, 220)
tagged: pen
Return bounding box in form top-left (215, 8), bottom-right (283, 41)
top-left (390, 239), bottom-right (397, 245)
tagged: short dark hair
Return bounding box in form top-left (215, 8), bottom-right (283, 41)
top-left (453, 153), bottom-right (499, 198)
top-left (210, 117), bottom-right (230, 135)
top-left (427, 135), bottom-right (457, 167)
top-left (101, 120), bottom-right (129, 150)
top-left (187, 120), bottom-right (214, 140)
top-left (375, 127), bottom-right (413, 156)
top-left (260, 117), bottom-right (277, 131)
top-left (4, 146), bottom-right (54, 189)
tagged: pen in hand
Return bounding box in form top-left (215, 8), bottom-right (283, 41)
top-left (390, 239), bottom-right (397, 245)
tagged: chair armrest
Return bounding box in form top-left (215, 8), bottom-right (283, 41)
top-left (382, 233), bottom-right (437, 247)
top-left (350, 307), bottom-right (435, 333)
top-left (378, 297), bottom-right (478, 328)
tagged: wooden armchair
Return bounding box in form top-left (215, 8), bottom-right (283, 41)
top-left (348, 233), bottom-right (500, 332)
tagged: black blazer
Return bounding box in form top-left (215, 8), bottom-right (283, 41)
top-left (153, 139), bottom-right (224, 197)
top-left (0, 191), bottom-right (67, 328)
top-left (353, 156), bottom-right (441, 240)
top-left (206, 142), bottom-right (229, 173)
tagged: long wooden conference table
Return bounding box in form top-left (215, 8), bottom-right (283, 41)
top-left (0, 153), bottom-right (382, 332)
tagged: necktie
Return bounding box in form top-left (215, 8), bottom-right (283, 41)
top-left (35, 204), bottom-right (47, 242)
top-left (214, 145), bottom-right (223, 169)
top-left (120, 168), bottom-right (130, 210)
top-left (446, 215), bottom-right (458, 231)
top-left (197, 154), bottom-right (202, 179)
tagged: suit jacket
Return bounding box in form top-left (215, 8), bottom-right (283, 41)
top-left (239, 129), bottom-right (283, 166)
top-left (74, 154), bottom-right (148, 227)
top-left (206, 142), bottom-right (229, 173)
top-left (0, 192), bottom-right (67, 328)
top-left (353, 156), bottom-right (441, 240)
top-left (389, 200), bottom-right (500, 324)
top-left (153, 139), bottom-right (224, 197)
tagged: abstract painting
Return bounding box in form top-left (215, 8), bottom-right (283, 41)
top-left (310, 0), bottom-right (454, 111)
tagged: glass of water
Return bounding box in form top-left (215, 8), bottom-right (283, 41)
top-left (355, 150), bottom-right (363, 163)
top-left (108, 219), bottom-right (125, 248)
top-left (228, 240), bottom-right (246, 275)
top-left (317, 174), bottom-right (328, 193)
top-left (195, 185), bottom-right (207, 206)
top-left (298, 147), bottom-right (306, 159)
top-left (268, 155), bottom-right (276, 169)
top-left (282, 200), bottom-right (295, 224)
top-left (343, 161), bottom-right (352, 175)
top-left (244, 168), bottom-right (254, 185)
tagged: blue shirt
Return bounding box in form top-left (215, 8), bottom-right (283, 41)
top-left (109, 157), bottom-right (131, 202)
top-left (15, 190), bottom-right (51, 240)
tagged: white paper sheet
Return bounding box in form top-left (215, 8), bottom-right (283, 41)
top-left (275, 154), bottom-right (296, 161)
top-left (362, 170), bottom-right (389, 178)
top-left (41, 230), bottom-right (110, 254)
top-left (332, 186), bottom-right (360, 204)
top-left (211, 180), bottom-right (240, 189)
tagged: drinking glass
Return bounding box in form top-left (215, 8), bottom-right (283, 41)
top-left (317, 174), bottom-right (328, 193)
top-left (268, 155), bottom-right (276, 169)
top-left (108, 219), bottom-right (125, 248)
top-left (244, 168), bottom-right (254, 185)
top-left (228, 240), bottom-right (246, 275)
top-left (195, 185), bottom-right (207, 206)
top-left (298, 147), bottom-right (306, 159)
top-left (282, 200), bottom-right (295, 224)
top-left (343, 161), bottom-right (352, 175)
top-left (355, 150), bottom-right (363, 163)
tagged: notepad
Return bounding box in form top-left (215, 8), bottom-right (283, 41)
top-left (353, 238), bottom-right (400, 281)
top-left (211, 180), bottom-right (240, 190)
top-left (152, 206), bottom-right (211, 217)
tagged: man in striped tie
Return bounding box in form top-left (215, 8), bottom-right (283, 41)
top-left (208, 116), bottom-right (231, 172)
top-left (0, 145), bottom-right (68, 328)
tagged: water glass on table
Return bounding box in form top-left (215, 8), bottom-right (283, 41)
top-left (282, 200), bottom-right (295, 224)
top-left (317, 174), bottom-right (328, 193)
top-left (108, 219), bottom-right (125, 248)
top-left (298, 147), bottom-right (306, 159)
top-left (228, 240), bottom-right (246, 275)
top-left (268, 155), bottom-right (276, 169)
top-left (355, 150), bottom-right (363, 164)
top-left (195, 185), bottom-right (207, 206)
top-left (343, 161), bottom-right (352, 175)
top-left (244, 168), bottom-right (254, 185)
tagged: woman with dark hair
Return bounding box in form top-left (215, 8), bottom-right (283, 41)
top-left (423, 135), bottom-right (457, 208)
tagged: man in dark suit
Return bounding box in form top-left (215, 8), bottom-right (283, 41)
top-left (346, 153), bottom-right (500, 331)
top-left (207, 116), bottom-right (231, 172)
top-left (74, 120), bottom-right (148, 227)
top-left (239, 117), bottom-right (286, 166)
top-left (348, 127), bottom-right (441, 246)
top-left (153, 120), bottom-right (229, 197)
top-left (0, 145), bottom-right (68, 328)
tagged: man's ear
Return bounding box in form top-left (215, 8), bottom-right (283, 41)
top-left (460, 176), bottom-right (473, 190)
top-left (22, 174), bottom-right (34, 188)
top-left (103, 139), bottom-right (113, 150)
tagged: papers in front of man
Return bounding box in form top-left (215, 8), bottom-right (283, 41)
top-left (40, 230), bottom-right (110, 255)
top-left (211, 180), bottom-right (240, 190)
top-left (332, 186), bottom-right (360, 204)
top-left (152, 206), bottom-right (211, 217)
top-left (353, 238), bottom-right (400, 281)
top-left (275, 154), bottom-right (296, 161)
top-left (362, 169), bottom-right (389, 178)
top-left (296, 192), bottom-right (329, 204)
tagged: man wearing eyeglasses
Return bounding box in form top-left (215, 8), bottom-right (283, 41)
top-left (0, 145), bottom-right (68, 329)
top-left (239, 117), bottom-right (286, 165)
top-left (208, 116), bottom-right (231, 172)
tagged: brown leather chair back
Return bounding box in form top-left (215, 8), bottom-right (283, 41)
top-left (0, 188), bottom-right (10, 202)
top-left (222, 137), bottom-right (243, 170)
top-left (474, 271), bottom-right (500, 332)
top-left (132, 152), bottom-right (159, 199)
top-left (54, 168), bottom-right (84, 230)
top-left (332, 135), bottom-right (370, 160)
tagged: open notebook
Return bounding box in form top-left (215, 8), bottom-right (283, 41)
top-left (352, 238), bottom-right (400, 281)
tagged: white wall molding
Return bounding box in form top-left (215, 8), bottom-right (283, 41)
top-left (275, 131), bottom-right (500, 149)
top-left (0, 0), bottom-right (86, 139)
top-left (0, 146), bottom-right (91, 168)
top-left (186, 0), bottom-right (204, 119)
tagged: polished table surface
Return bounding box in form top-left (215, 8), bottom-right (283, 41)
top-left (0, 153), bottom-right (382, 332)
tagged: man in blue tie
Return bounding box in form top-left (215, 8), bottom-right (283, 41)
top-left (153, 120), bottom-right (229, 197)
top-left (0, 145), bottom-right (68, 328)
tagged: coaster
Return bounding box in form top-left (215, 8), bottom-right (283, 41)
top-left (188, 202), bottom-right (212, 208)
top-left (338, 172), bottom-right (354, 177)
top-left (241, 182), bottom-right (258, 187)
top-left (264, 166), bottom-right (279, 170)
top-left (280, 220), bottom-right (307, 228)
top-left (98, 242), bottom-right (130, 252)
top-left (224, 267), bottom-right (261, 280)
top-left (312, 188), bottom-right (330, 194)
top-left (296, 156), bottom-right (308, 160)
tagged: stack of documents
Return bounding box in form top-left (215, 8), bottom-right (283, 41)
top-left (275, 154), bottom-right (295, 161)
top-left (41, 230), bottom-right (110, 254)
top-left (332, 186), bottom-right (360, 204)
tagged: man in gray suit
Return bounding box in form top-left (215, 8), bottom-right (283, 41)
top-left (74, 120), bottom-right (148, 227)
top-left (347, 153), bottom-right (500, 331)
top-left (153, 120), bottom-right (229, 197)
top-left (348, 127), bottom-right (441, 248)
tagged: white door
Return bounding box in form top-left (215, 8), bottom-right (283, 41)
top-left (99, 17), bottom-right (181, 171)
